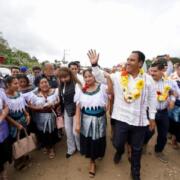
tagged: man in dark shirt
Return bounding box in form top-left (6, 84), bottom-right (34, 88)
top-left (34, 63), bottom-right (58, 88)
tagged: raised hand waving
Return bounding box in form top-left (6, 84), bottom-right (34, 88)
top-left (87, 49), bottom-right (99, 66)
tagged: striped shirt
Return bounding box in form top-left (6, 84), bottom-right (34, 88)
top-left (170, 72), bottom-right (180, 101)
top-left (154, 78), bottom-right (178, 110)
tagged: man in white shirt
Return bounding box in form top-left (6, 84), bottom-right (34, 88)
top-left (88, 49), bottom-right (156, 180)
top-left (147, 61), bottom-right (178, 163)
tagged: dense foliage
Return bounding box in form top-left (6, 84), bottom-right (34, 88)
top-left (0, 32), bottom-right (40, 68)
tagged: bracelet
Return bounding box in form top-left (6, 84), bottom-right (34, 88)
top-left (92, 63), bottom-right (99, 67)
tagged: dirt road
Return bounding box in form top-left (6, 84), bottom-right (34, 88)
top-left (9, 126), bottom-right (180, 180)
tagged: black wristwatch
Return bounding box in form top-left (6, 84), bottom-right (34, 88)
top-left (92, 63), bottom-right (99, 67)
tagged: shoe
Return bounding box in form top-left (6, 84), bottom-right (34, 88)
top-left (155, 152), bottom-right (168, 163)
top-left (66, 153), bottom-right (72, 159)
top-left (113, 152), bottom-right (121, 164)
top-left (131, 172), bottom-right (141, 180)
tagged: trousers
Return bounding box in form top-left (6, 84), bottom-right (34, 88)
top-left (64, 110), bottom-right (80, 154)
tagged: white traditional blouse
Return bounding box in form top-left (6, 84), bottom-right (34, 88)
top-left (31, 88), bottom-right (59, 107)
top-left (21, 87), bottom-right (38, 103)
top-left (4, 92), bottom-right (26, 112)
top-left (74, 84), bottom-right (108, 109)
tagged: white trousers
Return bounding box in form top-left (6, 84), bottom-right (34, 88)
top-left (64, 110), bottom-right (80, 154)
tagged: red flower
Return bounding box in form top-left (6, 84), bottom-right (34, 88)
top-left (82, 84), bottom-right (89, 92)
top-left (121, 70), bottom-right (128, 76)
top-left (157, 91), bottom-right (162, 96)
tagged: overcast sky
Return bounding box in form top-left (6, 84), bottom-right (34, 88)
top-left (0, 0), bottom-right (180, 67)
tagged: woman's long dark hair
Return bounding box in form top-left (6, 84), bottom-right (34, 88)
top-left (58, 67), bottom-right (82, 86)
top-left (82, 68), bottom-right (93, 77)
top-left (17, 74), bottom-right (30, 87)
top-left (4, 76), bottom-right (17, 89)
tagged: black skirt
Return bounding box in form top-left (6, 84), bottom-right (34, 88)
top-left (0, 137), bottom-right (12, 172)
top-left (80, 134), bottom-right (106, 160)
top-left (38, 130), bottom-right (58, 148)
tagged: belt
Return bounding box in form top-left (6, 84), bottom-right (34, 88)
top-left (157, 108), bottom-right (168, 113)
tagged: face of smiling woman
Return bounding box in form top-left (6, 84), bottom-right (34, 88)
top-left (7, 78), bottom-right (19, 92)
top-left (39, 78), bottom-right (50, 92)
top-left (83, 70), bottom-right (95, 86)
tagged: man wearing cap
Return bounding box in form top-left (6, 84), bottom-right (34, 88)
top-left (20, 66), bottom-right (28, 75)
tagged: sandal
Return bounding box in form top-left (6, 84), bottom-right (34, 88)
top-left (172, 143), bottom-right (180, 150)
top-left (89, 162), bottom-right (96, 178)
top-left (42, 148), bottom-right (48, 155)
top-left (49, 149), bottom-right (55, 159)
top-left (89, 171), bottom-right (95, 178)
top-left (172, 139), bottom-right (179, 150)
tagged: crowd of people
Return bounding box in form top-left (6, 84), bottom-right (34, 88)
top-left (0, 50), bottom-right (180, 180)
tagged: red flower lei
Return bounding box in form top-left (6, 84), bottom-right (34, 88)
top-left (121, 70), bottom-right (128, 76)
top-left (156, 91), bottom-right (162, 96)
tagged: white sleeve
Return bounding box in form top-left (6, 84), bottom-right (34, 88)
top-left (74, 84), bottom-right (82, 104)
top-left (0, 88), bottom-right (6, 103)
top-left (166, 61), bottom-right (174, 76)
top-left (0, 98), bottom-right (3, 112)
top-left (92, 66), bottom-right (117, 86)
top-left (147, 75), bottom-right (157, 120)
top-left (29, 93), bottom-right (37, 105)
top-left (53, 88), bottom-right (60, 103)
top-left (92, 66), bottom-right (107, 84)
top-left (54, 88), bottom-right (59, 97)
top-left (172, 81), bottom-right (180, 97)
top-left (21, 93), bottom-right (27, 107)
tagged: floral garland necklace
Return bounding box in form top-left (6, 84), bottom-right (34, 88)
top-left (156, 78), bottom-right (171, 102)
top-left (120, 68), bottom-right (144, 103)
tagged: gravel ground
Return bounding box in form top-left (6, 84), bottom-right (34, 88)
top-left (8, 125), bottom-right (180, 180)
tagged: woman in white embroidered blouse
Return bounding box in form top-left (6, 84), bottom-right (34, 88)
top-left (74, 68), bottom-right (113, 178)
top-left (4, 76), bottom-right (31, 170)
top-left (29, 77), bottom-right (60, 159)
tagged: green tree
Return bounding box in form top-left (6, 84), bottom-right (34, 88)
top-left (0, 32), bottom-right (40, 68)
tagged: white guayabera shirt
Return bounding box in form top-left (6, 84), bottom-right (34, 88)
top-left (92, 66), bottom-right (157, 127)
